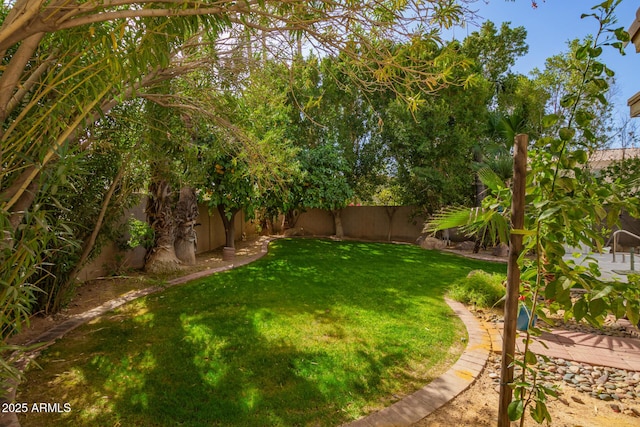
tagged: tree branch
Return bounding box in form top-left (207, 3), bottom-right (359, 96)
top-left (65, 161), bottom-right (127, 286)
top-left (0, 33), bottom-right (45, 122)
top-left (1, 83), bottom-right (113, 213)
top-left (4, 49), bottom-right (59, 120)
top-left (0, 0), bottom-right (45, 49)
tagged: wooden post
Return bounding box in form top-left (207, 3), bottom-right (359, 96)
top-left (498, 134), bottom-right (528, 427)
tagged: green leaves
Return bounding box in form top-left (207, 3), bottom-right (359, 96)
top-left (558, 127), bottom-right (575, 141)
top-left (477, 167), bottom-right (507, 192)
top-left (542, 114), bottom-right (559, 128)
top-left (575, 44), bottom-right (589, 60)
top-left (508, 399), bottom-right (524, 421)
top-left (530, 400), bottom-right (552, 424)
top-left (574, 110), bottom-right (594, 127)
top-left (559, 93), bottom-right (577, 109)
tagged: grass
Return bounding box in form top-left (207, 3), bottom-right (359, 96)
top-left (17, 239), bottom-right (505, 426)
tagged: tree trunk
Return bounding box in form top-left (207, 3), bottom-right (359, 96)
top-left (218, 205), bottom-right (239, 249)
top-left (473, 147), bottom-right (485, 254)
top-left (385, 206), bottom-right (398, 242)
top-left (145, 179), bottom-right (181, 274)
top-left (284, 209), bottom-right (300, 232)
top-left (332, 209), bottom-right (344, 239)
top-left (498, 134), bottom-right (528, 427)
top-left (259, 214), bottom-right (273, 236)
top-left (174, 186), bottom-right (198, 265)
top-left (7, 179), bottom-right (39, 231)
top-left (474, 147), bottom-right (485, 207)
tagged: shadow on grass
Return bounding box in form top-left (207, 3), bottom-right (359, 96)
top-left (18, 239), bottom-right (505, 427)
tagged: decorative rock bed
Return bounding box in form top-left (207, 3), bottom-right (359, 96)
top-left (479, 307), bottom-right (640, 417)
top-left (486, 356), bottom-right (640, 417)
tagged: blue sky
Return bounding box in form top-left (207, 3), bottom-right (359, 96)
top-left (451, 0), bottom-right (640, 120)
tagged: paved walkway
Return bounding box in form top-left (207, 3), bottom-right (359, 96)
top-left (489, 320), bottom-right (640, 372)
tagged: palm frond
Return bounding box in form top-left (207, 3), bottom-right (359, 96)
top-left (426, 205), bottom-right (485, 235)
top-left (426, 204), bottom-right (511, 245)
top-left (477, 167), bottom-right (506, 192)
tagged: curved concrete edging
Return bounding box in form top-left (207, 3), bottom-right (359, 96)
top-left (343, 299), bottom-right (492, 427)
top-left (0, 238), bottom-right (276, 427)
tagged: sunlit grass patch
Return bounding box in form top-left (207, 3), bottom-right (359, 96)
top-left (18, 239), bottom-right (505, 426)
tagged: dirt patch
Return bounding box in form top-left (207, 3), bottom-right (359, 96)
top-left (419, 355), bottom-right (640, 427)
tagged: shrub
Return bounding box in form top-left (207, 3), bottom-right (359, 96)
top-left (126, 218), bottom-right (155, 250)
top-left (448, 270), bottom-right (506, 308)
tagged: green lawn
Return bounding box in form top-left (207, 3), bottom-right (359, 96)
top-left (18, 239), bottom-right (505, 426)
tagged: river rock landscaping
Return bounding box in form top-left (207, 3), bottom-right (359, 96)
top-left (486, 356), bottom-right (640, 417)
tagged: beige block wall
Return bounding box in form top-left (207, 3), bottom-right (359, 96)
top-left (294, 206), bottom-right (425, 242)
top-left (78, 204), bottom-right (423, 281)
top-left (195, 205), bottom-right (259, 254)
top-left (291, 208), bottom-right (335, 235)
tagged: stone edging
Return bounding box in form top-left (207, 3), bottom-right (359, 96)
top-left (0, 237), bottom-right (275, 427)
top-left (343, 299), bottom-right (493, 426)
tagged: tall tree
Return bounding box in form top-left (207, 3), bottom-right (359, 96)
top-left (290, 144), bottom-right (354, 237)
top-left (195, 58), bottom-right (297, 250)
top-left (378, 20), bottom-right (542, 214)
top-left (377, 39), bottom-right (490, 212)
top-left (461, 21), bottom-right (528, 91)
top-left (530, 37), bottom-right (617, 151)
top-left (141, 85), bottom-right (204, 274)
top-left (0, 0), bottom-right (477, 303)
top-left (283, 55), bottom-right (387, 204)
top-left (204, 151), bottom-right (257, 249)
top-left (0, 0), bottom-right (480, 395)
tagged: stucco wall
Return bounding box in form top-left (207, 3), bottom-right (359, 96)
top-left (293, 206), bottom-right (425, 242)
top-left (78, 205), bottom-right (425, 281)
top-left (196, 205), bottom-right (259, 254)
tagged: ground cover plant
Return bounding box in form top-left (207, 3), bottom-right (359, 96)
top-left (448, 270), bottom-right (507, 309)
top-left (17, 239), bottom-right (505, 426)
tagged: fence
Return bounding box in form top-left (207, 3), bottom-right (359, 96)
top-left (289, 206), bottom-right (425, 242)
top-left (77, 205), bottom-right (426, 281)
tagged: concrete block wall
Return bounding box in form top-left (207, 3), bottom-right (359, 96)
top-left (78, 205), bottom-right (425, 281)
